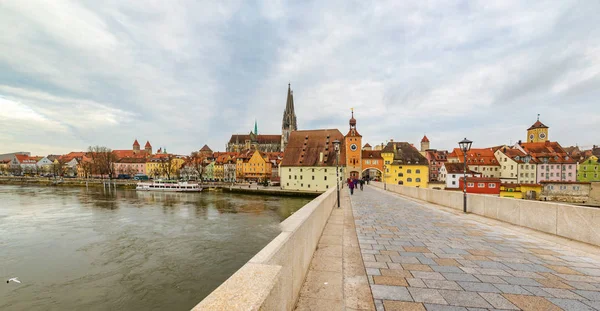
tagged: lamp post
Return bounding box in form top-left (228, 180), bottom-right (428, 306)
top-left (383, 164), bottom-right (387, 190)
top-left (458, 138), bottom-right (473, 213)
top-left (333, 140), bottom-right (341, 208)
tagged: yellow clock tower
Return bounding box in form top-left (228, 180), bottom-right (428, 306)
top-left (527, 115), bottom-right (549, 143)
top-left (345, 109), bottom-right (362, 179)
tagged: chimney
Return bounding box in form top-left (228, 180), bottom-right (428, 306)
top-left (518, 140), bottom-right (522, 145)
top-left (390, 139), bottom-right (394, 142)
top-left (319, 152), bottom-right (324, 163)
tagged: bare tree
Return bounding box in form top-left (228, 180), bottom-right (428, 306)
top-left (190, 152), bottom-right (204, 181)
top-left (51, 159), bottom-right (66, 178)
top-left (88, 146), bottom-right (118, 179)
top-left (157, 154), bottom-right (175, 180)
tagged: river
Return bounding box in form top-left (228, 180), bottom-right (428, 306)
top-left (0, 185), bottom-right (312, 311)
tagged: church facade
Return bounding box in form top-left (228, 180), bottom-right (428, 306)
top-left (226, 84), bottom-right (298, 153)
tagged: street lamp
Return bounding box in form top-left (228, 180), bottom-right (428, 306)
top-left (458, 138), bottom-right (473, 213)
top-left (383, 164), bottom-right (387, 190)
top-left (333, 139), bottom-right (341, 208)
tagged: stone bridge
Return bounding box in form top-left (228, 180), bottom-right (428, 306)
top-left (196, 184), bottom-right (600, 311)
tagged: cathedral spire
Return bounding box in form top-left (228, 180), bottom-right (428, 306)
top-left (254, 119), bottom-right (258, 135)
top-left (281, 83), bottom-right (298, 152)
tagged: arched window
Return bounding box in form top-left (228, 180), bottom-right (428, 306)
top-left (416, 169), bottom-right (420, 174)
top-left (416, 178), bottom-right (421, 182)
top-left (407, 169), bottom-right (412, 173)
top-left (407, 178), bottom-right (413, 182)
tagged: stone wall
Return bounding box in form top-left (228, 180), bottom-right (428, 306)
top-left (371, 182), bottom-right (600, 247)
top-left (193, 188), bottom-right (337, 310)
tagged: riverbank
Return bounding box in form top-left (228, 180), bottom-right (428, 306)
top-left (222, 186), bottom-right (321, 198)
top-left (0, 176), bottom-right (137, 189)
top-left (0, 177), bottom-right (323, 197)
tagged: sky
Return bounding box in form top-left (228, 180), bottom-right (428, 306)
top-left (1, 1), bottom-right (599, 156)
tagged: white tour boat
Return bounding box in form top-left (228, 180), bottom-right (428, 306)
top-left (136, 181), bottom-right (203, 192)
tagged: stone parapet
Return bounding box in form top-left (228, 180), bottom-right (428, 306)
top-left (192, 188), bottom-right (337, 310)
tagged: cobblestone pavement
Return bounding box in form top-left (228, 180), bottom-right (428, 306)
top-left (352, 186), bottom-right (600, 311)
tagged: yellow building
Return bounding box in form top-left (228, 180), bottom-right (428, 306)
top-left (244, 150), bottom-right (272, 182)
top-left (213, 162), bottom-right (224, 181)
top-left (527, 117), bottom-right (549, 143)
top-left (382, 141), bottom-right (429, 188)
top-left (500, 183), bottom-right (542, 200)
top-left (146, 155), bottom-right (184, 179)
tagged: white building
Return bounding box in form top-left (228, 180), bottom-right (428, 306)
top-left (438, 162), bottom-right (481, 189)
top-left (494, 148), bottom-right (538, 184)
top-left (280, 129), bottom-right (346, 192)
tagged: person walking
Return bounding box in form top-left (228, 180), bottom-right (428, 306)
top-left (359, 179), bottom-right (364, 191)
top-left (348, 178), bottom-right (355, 195)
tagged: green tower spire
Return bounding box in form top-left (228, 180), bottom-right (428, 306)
top-left (254, 119), bottom-right (258, 135)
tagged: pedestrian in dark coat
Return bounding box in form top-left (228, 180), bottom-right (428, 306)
top-left (348, 179), bottom-right (355, 195)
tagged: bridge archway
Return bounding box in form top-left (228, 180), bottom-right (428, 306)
top-left (361, 168), bottom-right (383, 181)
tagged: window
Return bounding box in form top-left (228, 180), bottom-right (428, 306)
top-left (324, 176), bottom-right (327, 181)
top-left (326, 185), bottom-right (329, 189)
top-left (289, 168), bottom-right (291, 172)
top-left (294, 175), bottom-right (297, 180)
top-left (308, 184), bottom-right (310, 188)
top-left (300, 169), bottom-right (303, 172)
top-left (312, 168), bottom-right (314, 172)
top-left (504, 158), bottom-right (507, 162)
top-left (452, 174), bottom-right (456, 178)
top-left (489, 183), bottom-right (496, 188)
top-left (407, 169), bottom-right (412, 173)
top-left (300, 175), bottom-right (303, 180)
top-left (468, 182), bottom-right (474, 187)
top-left (301, 183), bottom-right (303, 187)
top-left (312, 176), bottom-right (315, 180)
top-left (325, 169), bottom-right (327, 173)
top-left (289, 175), bottom-right (291, 179)
top-left (398, 173), bottom-right (403, 177)
top-left (416, 169), bottom-right (420, 174)
top-left (550, 173), bottom-right (554, 177)
top-left (407, 178), bottom-right (413, 182)
top-left (452, 181), bottom-right (456, 185)
top-left (416, 178), bottom-right (421, 182)
top-left (478, 183), bottom-right (485, 188)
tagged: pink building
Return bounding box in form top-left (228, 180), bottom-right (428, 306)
top-left (114, 157), bottom-right (147, 176)
top-left (515, 141), bottom-right (577, 183)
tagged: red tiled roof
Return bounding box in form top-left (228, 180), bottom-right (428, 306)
top-left (443, 163), bottom-right (480, 175)
top-left (363, 143), bottom-right (372, 148)
top-left (133, 139), bottom-right (140, 146)
top-left (281, 129), bottom-right (346, 167)
top-left (421, 135), bottom-right (429, 143)
top-left (200, 144), bottom-right (212, 152)
top-left (145, 141), bottom-right (151, 148)
top-left (117, 157), bottom-right (147, 163)
top-left (382, 142), bottom-right (428, 165)
top-left (451, 148), bottom-right (500, 166)
top-left (361, 150), bottom-right (382, 159)
top-left (527, 120), bottom-right (548, 130)
top-left (519, 141), bottom-right (576, 164)
top-left (112, 150), bottom-right (147, 159)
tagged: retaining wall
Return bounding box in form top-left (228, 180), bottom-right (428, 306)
top-left (192, 188), bottom-right (337, 310)
top-left (371, 182), bottom-right (600, 247)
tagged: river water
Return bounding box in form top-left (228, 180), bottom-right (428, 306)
top-left (0, 185), bottom-right (312, 311)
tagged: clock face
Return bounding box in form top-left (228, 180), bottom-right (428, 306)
top-left (539, 132), bottom-right (546, 139)
top-left (350, 144), bottom-right (358, 151)
top-left (529, 134), bottom-right (534, 140)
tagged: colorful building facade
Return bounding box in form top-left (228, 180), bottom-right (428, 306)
top-left (577, 156), bottom-right (600, 182)
top-left (382, 141), bottom-right (429, 188)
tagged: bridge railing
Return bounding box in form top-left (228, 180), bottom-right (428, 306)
top-left (372, 182), bottom-right (600, 247)
top-left (192, 187), bottom-right (337, 310)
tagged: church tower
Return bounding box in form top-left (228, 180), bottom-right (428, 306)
top-left (281, 83), bottom-right (297, 152)
top-left (344, 109), bottom-right (362, 179)
top-left (527, 115), bottom-right (549, 143)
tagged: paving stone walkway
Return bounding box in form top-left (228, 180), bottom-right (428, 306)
top-left (352, 186), bottom-right (600, 311)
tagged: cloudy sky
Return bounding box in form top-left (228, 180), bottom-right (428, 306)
top-left (1, 1), bottom-right (599, 156)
